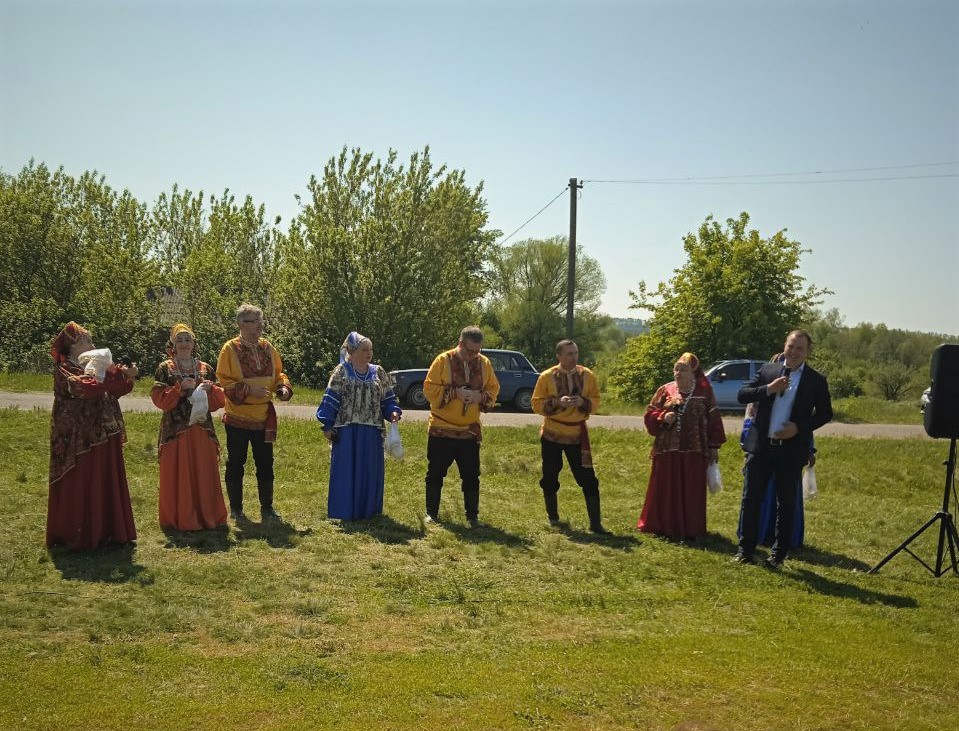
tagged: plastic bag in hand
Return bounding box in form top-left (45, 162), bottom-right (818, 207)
top-left (188, 386), bottom-right (210, 426)
top-left (706, 461), bottom-right (723, 494)
top-left (802, 466), bottom-right (818, 501)
top-left (77, 348), bottom-right (113, 383)
top-left (385, 422), bottom-right (404, 460)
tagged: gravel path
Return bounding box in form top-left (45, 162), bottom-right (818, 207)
top-left (0, 391), bottom-right (928, 439)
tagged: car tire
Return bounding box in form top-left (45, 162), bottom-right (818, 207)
top-left (513, 388), bottom-right (533, 413)
top-left (406, 382), bottom-right (429, 409)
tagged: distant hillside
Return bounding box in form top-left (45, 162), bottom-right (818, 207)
top-left (613, 317), bottom-right (649, 335)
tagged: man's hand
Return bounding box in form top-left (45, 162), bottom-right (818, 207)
top-left (767, 376), bottom-right (790, 395)
top-left (457, 387), bottom-right (477, 404)
top-left (774, 421), bottom-right (798, 439)
top-left (251, 385), bottom-right (272, 399)
top-left (560, 395), bottom-right (582, 408)
top-left (807, 451), bottom-right (817, 468)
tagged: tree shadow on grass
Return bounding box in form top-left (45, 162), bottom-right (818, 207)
top-left (50, 543), bottom-right (153, 585)
top-left (162, 525), bottom-right (233, 554)
top-left (233, 517), bottom-right (312, 548)
top-left (787, 567), bottom-right (918, 608)
top-left (336, 514), bottom-right (422, 545)
top-left (556, 523), bottom-right (641, 552)
top-left (445, 521), bottom-right (533, 549)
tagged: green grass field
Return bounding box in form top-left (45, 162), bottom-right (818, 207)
top-left (0, 406), bottom-right (955, 730)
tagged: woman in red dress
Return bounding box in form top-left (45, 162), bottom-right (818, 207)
top-left (637, 352), bottom-right (726, 539)
top-left (151, 323), bottom-right (228, 531)
top-left (47, 322), bottom-right (138, 549)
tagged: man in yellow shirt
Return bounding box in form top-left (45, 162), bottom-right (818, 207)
top-left (531, 339), bottom-right (611, 534)
top-left (423, 326), bottom-right (500, 527)
top-left (216, 304), bottom-right (292, 523)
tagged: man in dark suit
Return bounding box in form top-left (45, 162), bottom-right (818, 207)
top-left (735, 329), bottom-right (833, 569)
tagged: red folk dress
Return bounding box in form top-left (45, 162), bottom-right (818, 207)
top-left (637, 380), bottom-right (726, 539)
top-left (47, 363), bottom-right (137, 549)
top-left (151, 359), bottom-right (228, 531)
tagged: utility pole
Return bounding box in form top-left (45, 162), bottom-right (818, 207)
top-left (566, 177), bottom-right (583, 338)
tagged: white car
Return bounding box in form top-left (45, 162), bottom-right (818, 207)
top-left (920, 387), bottom-right (931, 412)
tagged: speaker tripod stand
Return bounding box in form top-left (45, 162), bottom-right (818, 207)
top-left (870, 437), bottom-right (959, 576)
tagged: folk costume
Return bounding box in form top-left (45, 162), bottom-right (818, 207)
top-left (47, 322), bottom-right (137, 549)
top-left (531, 363), bottom-right (607, 531)
top-left (638, 352), bottom-right (726, 539)
top-left (216, 332), bottom-right (292, 517)
top-left (151, 324), bottom-right (228, 531)
top-left (316, 333), bottom-right (402, 520)
top-left (423, 347), bottom-right (500, 522)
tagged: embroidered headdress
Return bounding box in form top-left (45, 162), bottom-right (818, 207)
top-left (50, 321), bottom-right (88, 364)
top-left (339, 331), bottom-right (372, 365)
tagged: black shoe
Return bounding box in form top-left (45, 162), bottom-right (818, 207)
top-left (732, 551), bottom-right (755, 565)
top-left (261, 508), bottom-right (282, 522)
top-left (229, 509), bottom-right (247, 522)
top-left (424, 513), bottom-right (439, 526)
top-left (764, 556), bottom-right (785, 571)
top-left (467, 517), bottom-right (482, 529)
top-left (589, 523), bottom-right (613, 535)
top-left (548, 517), bottom-right (562, 527)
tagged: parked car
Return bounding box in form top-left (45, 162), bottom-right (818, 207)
top-left (389, 349), bottom-right (540, 412)
top-left (920, 387), bottom-right (931, 412)
top-left (704, 359), bottom-right (768, 410)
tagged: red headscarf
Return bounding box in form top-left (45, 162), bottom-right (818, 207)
top-left (50, 322), bottom-right (88, 364)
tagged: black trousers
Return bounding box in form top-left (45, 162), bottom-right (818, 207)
top-left (224, 424), bottom-right (274, 513)
top-left (739, 446), bottom-right (801, 559)
top-left (539, 438), bottom-right (599, 498)
top-left (425, 436), bottom-right (481, 520)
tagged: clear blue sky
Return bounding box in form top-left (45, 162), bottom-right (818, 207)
top-left (2, 0), bottom-right (957, 335)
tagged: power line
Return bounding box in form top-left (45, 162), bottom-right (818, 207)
top-left (583, 160), bottom-right (959, 184)
top-left (496, 187), bottom-right (568, 246)
top-left (584, 172), bottom-right (959, 186)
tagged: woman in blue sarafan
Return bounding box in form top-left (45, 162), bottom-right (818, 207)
top-left (316, 332), bottom-right (402, 520)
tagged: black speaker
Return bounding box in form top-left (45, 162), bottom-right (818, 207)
top-left (924, 343), bottom-right (959, 438)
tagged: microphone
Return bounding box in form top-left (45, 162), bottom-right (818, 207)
top-left (779, 366), bottom-right (791, 398)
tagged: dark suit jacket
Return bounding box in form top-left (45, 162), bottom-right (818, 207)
top-left (738, 361), bottom-right (833, 462)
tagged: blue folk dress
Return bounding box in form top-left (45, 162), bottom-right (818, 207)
top-left (316, 363), bottom-right (401, 520)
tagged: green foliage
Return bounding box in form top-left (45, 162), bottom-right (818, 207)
top-left (481, 236), bottom-right (614, 367)
top-left (0, 162), bottom-right (161, 371)
top-left (608, 212), bottom-right (831, 402)
top-left (271, 146), bottom-right (498, 384)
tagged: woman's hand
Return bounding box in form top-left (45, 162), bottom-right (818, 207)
top-left (663, 411), bottom-right (677, 426)
top-left (180, 377), bottom-right (197, 391)
top-left (121, 363), bottom-right (139, 381)
top-left (276, 385), bottom-right (292, 402)
top-left (707, 448), bottom-right (719, 462)
top-left (199, 380), bottom-right (213, 393)
top-left (390, 411), bottom-right (401, 423)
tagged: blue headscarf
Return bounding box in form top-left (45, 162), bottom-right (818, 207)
top-left (339, 331), bottom-right (372, 365)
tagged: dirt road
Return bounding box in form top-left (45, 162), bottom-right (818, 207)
top-left (0, 391), bottom-right (927, 439)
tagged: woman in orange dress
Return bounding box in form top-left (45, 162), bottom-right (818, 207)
top-left (48, 322), bottom-right (138, 549)
top-left (150, 323), bottom-right (228, 531)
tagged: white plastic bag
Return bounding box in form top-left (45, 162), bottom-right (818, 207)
top-left (706, 461), bottom-right (723, 494)
top-left (188, 386), bottom-right (209, 426)
top-left (803, 465), bottom-right (818, 501)
top-left (385, 422), bottom-right (404, 460)
top-left (77, 348), bottom-right (113, 383)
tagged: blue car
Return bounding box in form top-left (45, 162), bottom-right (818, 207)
top-left (389, 349), bottom-right (540, 412)
top-left (704, 359), bottom-right (767, 410)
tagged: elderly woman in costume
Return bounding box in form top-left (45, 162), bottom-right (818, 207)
top-left (637, 351), bottom-right (726, 539)
top-left (316, 332), bottom-right (402, 520)
top-left (150, 323), bottom-right (228, 531)
top-left (47, 322), bottom-right (138, 549)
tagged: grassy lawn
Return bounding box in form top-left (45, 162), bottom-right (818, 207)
top-left (1, 407), bottom-right (956, 730)
top-left (0, 372), bottom-right (924, 424)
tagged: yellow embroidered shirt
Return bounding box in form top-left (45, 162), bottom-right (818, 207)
top-left (531, 364), bottom-right (600, 444)
top-left (424, 349), bottom-right (500, 441)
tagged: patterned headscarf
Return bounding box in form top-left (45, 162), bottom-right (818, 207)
top-left (166, 323), bottom-right (197, 359)
top-left (676, 351), bottom-right (711, 392)
top-left (339, 331), bottom-right (372, 365)
top-left (50, 321), bottom-right (88, 364)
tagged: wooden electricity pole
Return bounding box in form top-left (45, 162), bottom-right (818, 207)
top-left (566, 177), bottom-right (583, 338)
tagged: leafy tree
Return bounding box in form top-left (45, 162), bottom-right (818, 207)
top-left (272, 146), bottom-right (498, 385)
top-left (609, 212), bottom-right (830, 402)
top-left (482, 236), bottom-right (611, 367)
